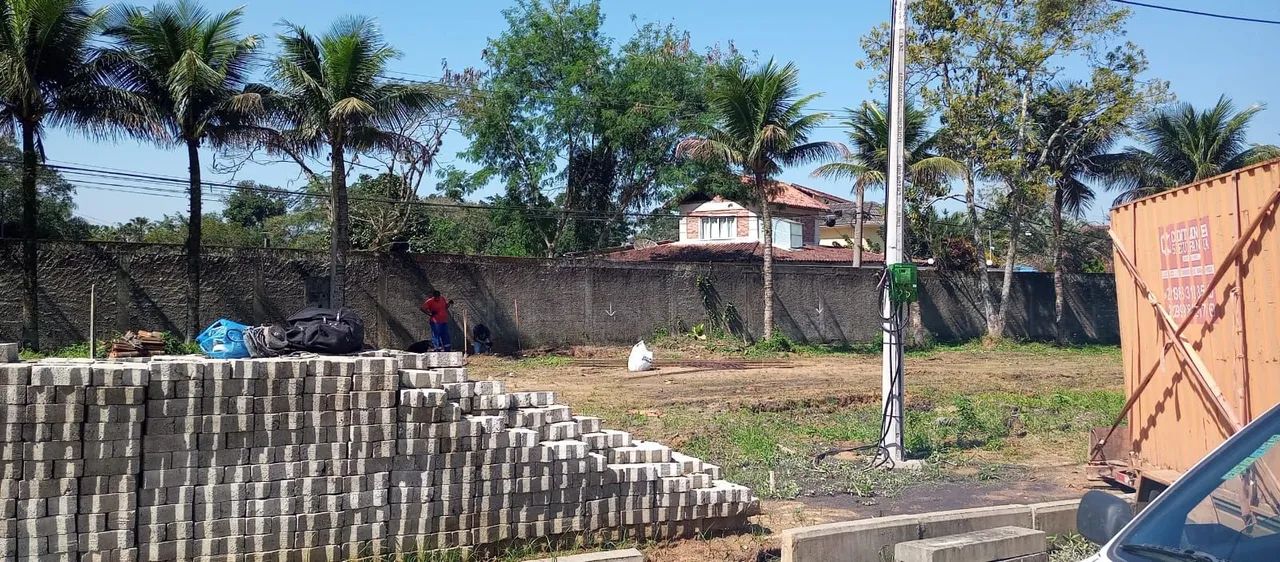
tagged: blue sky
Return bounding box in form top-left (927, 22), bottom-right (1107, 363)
top-left (45, 0), bottom-right (1280, 226)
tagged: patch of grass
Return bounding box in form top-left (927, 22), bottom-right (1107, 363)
top-left (1049, 534), bottom-right (1098, 562)
top-left (791, 341), bottom-right (882, 356)
top-left (909, 339), bottom-right (1120, 359)
top-left (653, 332), bottom-right (1119, 361)
top-left (18, 331), bottom-right (197, 361)
top-left (376, 534), bottom-right (642, 561)
top-left (651, 386), bottom-right (1123, 501)
top-left (748, 334), bottom-right (796, 354)
top-left (23, 342), bottom-right (94, 360)
top-left (511, 355), bottom-right (571, 369)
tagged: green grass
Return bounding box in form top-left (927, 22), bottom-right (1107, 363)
top-left (907, 339), bottom-right (1121, 359)
top-left (19, 332), bottom-right (203, 361)
top-left (654, 331), bottom-right (1120, 361)
top-left (510, 355), bottom-right (572, 369)
top-left (616, 388), bottom-right (1124, 501)
top-left (362, 534), bottom-right (643, 561)
top-left (1049, 534), bottom-right (1098, 562)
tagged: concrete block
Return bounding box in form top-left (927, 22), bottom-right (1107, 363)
top-left (894, 526), bottom-right (1046, 562)
top-left (0, 342), bottom-right (17, 363)
top-left (780, 515), bottom-right (922, 562)
top-left (1030, 500), bottom-right (1079, 537)
top-left (0, 364), bottom-right (30, 384)
top-left (30, 364), bottom-right (90, 386)
top-left (524, 547), bottom-right (645, 562)
top-left (918, 505), bottom-right (1033, 539)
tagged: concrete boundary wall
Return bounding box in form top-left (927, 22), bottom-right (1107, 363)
top-left (0, 241), bottom-right (1119, 351)
top-left (779, 501), bottom-right (1084, 562)
top-left (0, 351), bottom-right (757, 561)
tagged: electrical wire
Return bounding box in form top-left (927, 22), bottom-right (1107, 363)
top-left (812, 267), bottom-right (906, 471)
top-left (1109, 0), bottom-right (1280, 26)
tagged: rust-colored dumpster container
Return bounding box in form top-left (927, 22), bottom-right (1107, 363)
top-left (1098, 158), bottom-right (1280, 499)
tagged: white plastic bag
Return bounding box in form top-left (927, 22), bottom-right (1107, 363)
top-left (627, 340), bottom-right (654, 372)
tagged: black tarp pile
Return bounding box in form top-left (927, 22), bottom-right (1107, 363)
top-left (241, 307), bottom-right (365, 357)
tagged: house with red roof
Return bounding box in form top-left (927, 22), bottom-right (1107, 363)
top-left (603, 177), bottom-right (884, 265)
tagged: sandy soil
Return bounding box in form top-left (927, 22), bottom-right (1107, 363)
top-left (469, 344), bottom-right (1121, 413)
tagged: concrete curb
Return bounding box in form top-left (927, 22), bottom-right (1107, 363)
top-left (779, 499), bottom-right (1085, 562)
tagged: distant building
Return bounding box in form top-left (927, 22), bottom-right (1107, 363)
top-left (604, 177), bottom-right (883, 265)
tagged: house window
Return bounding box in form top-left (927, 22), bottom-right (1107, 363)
top-left (700, 216), bottom-right (736, 240)
top-left (771, 219), bottom-right (803, 249)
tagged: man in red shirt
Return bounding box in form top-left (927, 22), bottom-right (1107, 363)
top-left (420, 290), bottom-right (452, 351)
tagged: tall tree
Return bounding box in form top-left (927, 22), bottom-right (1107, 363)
top-left (105, 0), bottom-right (261, 339)
top-left (811, 101), bottom-right (959, 267)
top-left (0, 0), bottom-right (112, 349)
top-left (862, 0), bottom-right (1153, 340)
top-left (457, 0), bottom-right (726, 256)
top-left (1029, 83), bottom-right (1147, 345)
top-left (1109, 96), bottom-right (1280, 204)
top-left (266, 17), bottom-right (441, 307)
top-left (678, 60), bottom-right (840, 339)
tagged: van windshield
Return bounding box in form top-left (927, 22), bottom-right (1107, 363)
top-left (1111, 410), bottom-right (1280, 562)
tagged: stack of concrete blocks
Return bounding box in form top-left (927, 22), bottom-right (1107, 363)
top-left (1, 350), bottom-right (757, 561)
top-left (385, 350), bottom-right (758, 553)
top-left (21, 361), bottom-right (94, 559)
top-left (138, 357), bottom-right (202, 561)
top-left (82, 362), bottom-right (147, 561)
top-left (1, 354), bottom-right (25, 560)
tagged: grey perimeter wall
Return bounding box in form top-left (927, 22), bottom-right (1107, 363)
top-left (0, 241), bottom-right (1119, 351)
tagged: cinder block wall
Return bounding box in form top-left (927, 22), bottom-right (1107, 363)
top-left (0, 241), bottom-right (1119, 350)
top-left (0, 353), bottom-right (757, 560)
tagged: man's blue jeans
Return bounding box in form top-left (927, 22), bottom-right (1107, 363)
top-left (430, 322), bottom-right (451, 352)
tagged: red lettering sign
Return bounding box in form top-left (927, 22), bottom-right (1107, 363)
top-left (1158, 217), bottom-right (1215, 324)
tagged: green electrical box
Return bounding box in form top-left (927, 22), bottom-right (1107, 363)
top-left (888, 263), bottom-right (919, 304)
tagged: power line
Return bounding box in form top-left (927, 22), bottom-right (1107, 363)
top-left (4, 158), bottom-right (728, 223)
top-left (1110, 0), bottom-right (1280, 25)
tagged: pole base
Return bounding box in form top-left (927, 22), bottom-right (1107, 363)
top-left (874, 455), bottom-right (926, 471)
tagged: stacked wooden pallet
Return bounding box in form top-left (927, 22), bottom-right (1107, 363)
top-left (106, 332), bottom-right (167, 359)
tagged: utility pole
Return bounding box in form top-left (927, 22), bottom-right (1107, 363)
top-left (880, 0), bottom-right (908, 465)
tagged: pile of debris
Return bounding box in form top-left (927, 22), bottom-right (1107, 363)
top-left (106, 330), bottom-right (167, 358)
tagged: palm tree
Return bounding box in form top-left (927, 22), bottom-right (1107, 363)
top-left (1031, 87), bottom-right (1119, 345)
top-left (678, 60), bottom-right (841, 340)
top-left (812, 101), bottom-right (960, 267)
top-left (1110, 96), bottom-right (1280, 204)
top-left (103, 0), bottom-right (261, 341)
top-left (0, 0), bottom-right (111, 349)
top-left (267, 17), bottom-right (441, 307)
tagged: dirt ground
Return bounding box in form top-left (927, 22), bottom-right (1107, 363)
top-left (466, 344), bottom-right (1124, 561)
top-left (469, 344), bottom-right (1120, 413)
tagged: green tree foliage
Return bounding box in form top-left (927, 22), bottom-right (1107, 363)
top-left (1108, 96), bottom-right (1280, 204)
top-left (0, 140), bottom-right (91, 240)
top-left (97, 213), bottom-right (262, 247)
top-left (223, 181), bottom-right (288, 228)
top-left (1028, 84), bottom-right (1135, 343)
top-left (678, 60), bottom-right (840, 339)
top-left (456, 0), bottom-right (730, 256)
top-left (347, 172), bottom-right (427, 251)
top-left (812, 101), bottom-right (960, 267)
top-left (0, 0), bottom-right (117, 348)
top-left (861, 0), bottom-right (1158, 341)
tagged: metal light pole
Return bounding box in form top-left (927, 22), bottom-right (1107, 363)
top-left (880, 0), bottom-right (909, 465)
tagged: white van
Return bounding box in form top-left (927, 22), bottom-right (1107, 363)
top-left (1077, 403), bottom-right (1280, 561)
